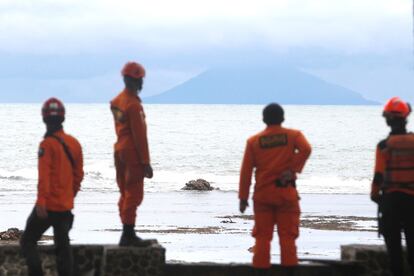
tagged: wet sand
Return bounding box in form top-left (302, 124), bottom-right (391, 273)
top-left (0, 190), bottom-right (383, 263)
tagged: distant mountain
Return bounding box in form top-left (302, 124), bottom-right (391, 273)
top-left (145, 64), bottom-right (376, 105)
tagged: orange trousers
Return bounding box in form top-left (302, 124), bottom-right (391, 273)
top-left (252, 190), bottom-right (300, 268)
top-left (114, 149), bottom-right (144, 225)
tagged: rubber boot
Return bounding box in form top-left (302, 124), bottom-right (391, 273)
top-left (119, 225), bottom-right (152, 247)
top-left (254, 268), bottom-right (270, 276)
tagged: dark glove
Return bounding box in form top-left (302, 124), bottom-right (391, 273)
top-left (371, 194), bottom-right (380, 204)
top-left (144, 164), bottom-right (153, 179)
top-left (36, 205), bottom-right (48, 219)
top-left (239, 199), bottom-right (249, 213)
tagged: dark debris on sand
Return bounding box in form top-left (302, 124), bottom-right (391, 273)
top-left (0, 228), bottom-right (53, 244)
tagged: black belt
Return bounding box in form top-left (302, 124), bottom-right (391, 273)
top-left (275, 179), bottom-right (296, 188)
top-left (384, 182), bottom-right (414, 190)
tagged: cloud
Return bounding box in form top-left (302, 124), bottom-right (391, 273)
top-left (0, 0), bottom-right (412, 103)
top-left (0, 0), bottom-right (411, 55)
top-left (308, 65), bottom-right (414, 103)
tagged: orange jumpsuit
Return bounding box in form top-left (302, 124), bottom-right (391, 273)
top-left (239, 125), bottom-right (311, 268)
top-left (110, 89), bottom-right (150, 225)
top-left (37, 130), bottom-right (84, 211)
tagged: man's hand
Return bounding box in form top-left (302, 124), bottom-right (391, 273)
top-left (35, 205), bottom-right (48, 219)
top-left (239, 199), bottom-right (249, 213)
top-left (371, 193), bottom-right (380, 204)
top-left (144, 164), bottom-right (153, 179)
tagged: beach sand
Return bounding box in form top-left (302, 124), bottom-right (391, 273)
top-left (0, 190), bottom-right (383, 263)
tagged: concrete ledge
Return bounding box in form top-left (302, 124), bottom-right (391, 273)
top-left (165, 263), bottom-right (330, 276)
top-left (0, 245), bottom-right (104, 276)
top-left (341, 244), bottom-right (411, 276)
top-left (0, 242), bottom-right (165, 276)
top-left (1, 243), bottom-right (396, 276)
top-left (103, 243), bottom-right (165, 276)
top-left (300, 259), bottom-right (365, 276)
top-left (164, 261), bottom-right (364, 276)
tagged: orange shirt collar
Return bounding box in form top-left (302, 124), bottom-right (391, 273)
top-left (265, 125), bottom-right (282, 131)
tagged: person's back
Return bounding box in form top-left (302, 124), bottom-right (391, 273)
top-left (110, 62), bottom-right (153, 247)
top-left (240, 125), bottom-right (310, 204)
top-left (239, 103), bottom-right (311, 276)
top-left (20, 98), bottom-right (84, 276)
top-left (38, 131), bottom-right (83, 211)
top-left (371, 97), bottom-right (414, 276)
top-left (111, 90), bottom-right (148, 156)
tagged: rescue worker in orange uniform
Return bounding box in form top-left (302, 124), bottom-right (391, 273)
top-left (20, 98), bottom-right (84, 276)
top-left (239, 103), bottom-right (311, 276)
top-left (111, 61), bottom-right (153, 246)
top-left (371, 97), bottom-right (414, 276)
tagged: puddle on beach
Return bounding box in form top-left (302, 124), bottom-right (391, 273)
top-left (95, 214), bottom-right (377, 235)
top-left (216, 215), bottom-right (377, 232)
top-left (96, 226), bottom-right (245, 234)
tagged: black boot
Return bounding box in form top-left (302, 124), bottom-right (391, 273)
top-left (254, 268), bottom-right (270, 276)
top-left (119, 225), bottom-right (152, 247)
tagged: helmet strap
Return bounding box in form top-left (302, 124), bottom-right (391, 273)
top-left (44, 123), bottom-right (63, 138)
top-left (43, 116), bottom-right (64, 138)
top-left (386, 117), bottom-right (407, 135)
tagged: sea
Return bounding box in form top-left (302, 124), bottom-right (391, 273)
top-left (1, 104), bottom-right (411, 195)
top-left (1, 104), bottom-right (411, 262)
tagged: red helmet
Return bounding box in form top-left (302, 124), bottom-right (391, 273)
top-left (121, 62), bottom-right (146, 79)
top-left (42, 98), bottom-right (65, 118)
top-left (383, 97), bottom-right (411, 119)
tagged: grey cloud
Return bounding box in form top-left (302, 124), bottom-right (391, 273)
top-left (0, 0), bottom-right (411, 55)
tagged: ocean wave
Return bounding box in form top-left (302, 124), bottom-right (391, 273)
top-left (0, 168), bottom-right (36, 181)
top-left (0, 164), bottom-right (372, 195)
top-left (297, 176), bottom-right (370, 194)
top-left (85, 171), bottom-right (107, 180)
top-left (0, 175), bottom-right (27, 181)
top-left (143, 174), bottom-right (371, 194)
top-left (84, 162), bottom-right (115, 180)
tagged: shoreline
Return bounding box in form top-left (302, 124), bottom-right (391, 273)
top-left (93, 214), bottom-right (376, 234)
top-left (0, 191), bottom-right (382, 262)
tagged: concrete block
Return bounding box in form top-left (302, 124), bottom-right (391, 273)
top-left (102, 240), bottom-right (165, 276)
top-left (341, 244), bottom-right (411, 276)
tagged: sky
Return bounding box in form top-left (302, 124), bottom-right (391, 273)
top-left (0, 0), bottom-right (412, 103)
